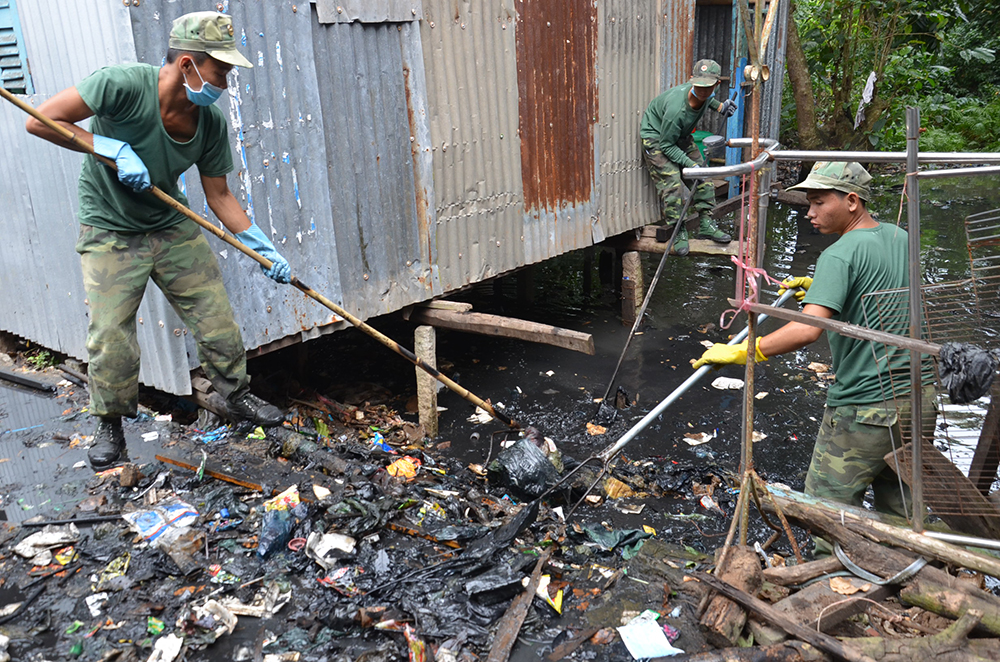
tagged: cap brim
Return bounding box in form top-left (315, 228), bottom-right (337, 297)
top-left (209, 48), bottom-right (253, 69)
top-left (786, 180), bottom-right (826, 193)
top-left (691, 76), bottom-right (719, 87)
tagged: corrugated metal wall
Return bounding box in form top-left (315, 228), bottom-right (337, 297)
top-left (597, 0), bottom-right (661, 237)
top-left (661, 0), bottom-right (696, 90)
top-left (759, 0), bottom-right (788, 140)
top-left (693, 2), bottom-right (733, 137)
top-left (0, 1), bottom-right (142, 378)
top-left (0, 0), bottom-right (788, 397)
top-left (419, 1), bottom-right (523, 291)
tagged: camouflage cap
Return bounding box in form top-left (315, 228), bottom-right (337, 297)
top-left (691, 59), bottom-right (722, 87)
top-left (169, 11), bottom-right (253, 69)
top-left (788, 161), bottom-right (872, 202)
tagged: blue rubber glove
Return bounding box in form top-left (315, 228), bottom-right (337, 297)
top-left (92, 135), bottom-right (151, 192)
top-left (719, 99), bottom-right (737, 117)
top-left (235, 224), bottom-right (291, 284)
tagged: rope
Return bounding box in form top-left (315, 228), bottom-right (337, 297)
top-left (720, 163), bottom-right (782, 329)
top-left (834, 542), bottom-right (927, 585)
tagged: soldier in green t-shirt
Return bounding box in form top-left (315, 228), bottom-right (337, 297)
top-left (640, 59), bottom-right (737, 255)
top-left (25, 12), bottom-right (289, 469)
top-left (693, 162), bottom-right (924, 537)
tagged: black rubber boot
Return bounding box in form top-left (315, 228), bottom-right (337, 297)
top-left (696, 218), bottom-right (731, 244)
top-left (227, 391), bottom-right (284, 426)
top-left (88, 417), bottom-right (126, 470)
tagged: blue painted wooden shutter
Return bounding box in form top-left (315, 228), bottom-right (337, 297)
top-left (0, 0), bottom-right (32, 94)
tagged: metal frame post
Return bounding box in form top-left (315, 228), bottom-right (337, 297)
top-left (905, 106), bottom-right (924, 533)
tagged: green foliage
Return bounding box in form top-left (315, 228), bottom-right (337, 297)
top-left (25, 348), bottom-right (58, 370)
top-left (784, 0), bottom-right (1000, 150)
top-left (879, 88), bottom-right (1000, 152)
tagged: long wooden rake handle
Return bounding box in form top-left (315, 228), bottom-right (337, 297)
top-left (1, 87), bottom-right (517, 429)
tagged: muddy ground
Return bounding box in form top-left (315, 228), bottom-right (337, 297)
top-left (2, 174), bottom-right (1000, 662)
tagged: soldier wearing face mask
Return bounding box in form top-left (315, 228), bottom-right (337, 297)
top-left (26, 12), bottom-right (288, 469)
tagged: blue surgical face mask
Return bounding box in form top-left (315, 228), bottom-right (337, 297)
top-left (183, 60), bottom-right (225, 106)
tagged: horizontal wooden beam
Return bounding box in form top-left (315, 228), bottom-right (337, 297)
top-left (730, 299), bottom-right (941, 356)
top-left (606, 234), bottom-right (737, 256)
top-left (408, 308), bottom-right (595, 355)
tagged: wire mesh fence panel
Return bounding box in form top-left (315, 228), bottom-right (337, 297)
top-left (841, 210), bottom-right (1000, 527)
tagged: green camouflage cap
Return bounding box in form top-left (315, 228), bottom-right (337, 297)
top-left (788, 161), bottom-right (872, 202)
top-left (169, 11), bottom-right (253, 69)
top-left (691, 59), bottom-right (722, 87)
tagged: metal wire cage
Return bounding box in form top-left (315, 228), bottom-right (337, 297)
top-left (855, 211), bottom-right (1000, 537)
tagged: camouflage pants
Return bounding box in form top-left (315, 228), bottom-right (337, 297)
top-left (77, 222), bottom-right (249, 418)
top-left (641, 138), bottom-right (716, 226)
top-left (804, 390), bottom-right (936, 520)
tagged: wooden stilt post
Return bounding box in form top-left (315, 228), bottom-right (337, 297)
top-left (516, 266), bottom-right (536, 307)
top-left (414, 325), bottom-right (438, 437)
top-left (621, 251), bottom-right (644, 326)
top-left (598, 248), bottom-right (613, 286)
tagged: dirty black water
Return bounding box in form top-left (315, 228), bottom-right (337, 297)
top-left (2, 173), bottom-right (1000, 661)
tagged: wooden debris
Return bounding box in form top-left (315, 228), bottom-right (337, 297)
top-left (692, 571), bottom-right (876, 662)
top-left (486, 551), bottom-right (550, 662)
top-left (899, 576), bottom-right (1000, 636)
top-left (748, 576), bottom-right (892, 646)
top-left (766, 488), bottom-right (1000, 579)
top-left (763, 557), bottom-right (845, 587)
top-left (545, 627), bottom-right (600, 662)
top-left (699, 546), bottom-right (762, 647)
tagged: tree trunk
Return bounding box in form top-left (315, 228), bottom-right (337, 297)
top-left (784, 3), bottom-right (823, 151)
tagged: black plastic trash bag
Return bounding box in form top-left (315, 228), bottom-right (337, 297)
top-left (939, 342), bottom-right (998, 404)
top-left (487, 438), bottom-right (560, 500)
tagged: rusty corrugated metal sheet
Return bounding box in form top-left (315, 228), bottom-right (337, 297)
top-left (515, 0), bottom-right (597, 212)
top-left (597, 0), bottom-right (661, 238)
top-left (661, 0), bottom-right (695, 89)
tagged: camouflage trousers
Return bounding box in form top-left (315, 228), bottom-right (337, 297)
top-left (641, 138), bottom-right (716, 226)
top-left (77, 222), bottom-right (249, 418)
top-left (804, 389), bottom-right (937, 520)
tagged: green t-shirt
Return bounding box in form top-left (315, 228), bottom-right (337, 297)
top-left (803, 222), bottom-right (910, 407)
top-left (640, 82), bottom-right (720, 168)
top-left (76, 63), bottom-right (234, 232)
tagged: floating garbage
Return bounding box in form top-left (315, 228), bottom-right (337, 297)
top-left (710, 377), bottom-right (744, 390)
top-left (122, 497), bottom-right (204, 573)
top-left (305, 531), bottom-right (357, 570)
top-left (13, 523), bottom-right (79, 566)
top-left (617, 609), bottom-right (684, 658)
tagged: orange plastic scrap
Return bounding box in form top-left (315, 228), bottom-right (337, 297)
top-left (95, 466), bottom-right (124, 478)
top-left (403, 624), bottom-right (426, 662)
top-left (386, 456), bottom-right (421, 480)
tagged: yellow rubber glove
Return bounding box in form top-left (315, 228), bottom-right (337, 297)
top-left (692, 338), bottom-right (768, 369)
top-left (778, 276), bottom-right (813, 302)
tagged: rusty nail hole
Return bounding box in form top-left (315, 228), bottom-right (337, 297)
top-left (292, 4), bottom-right (297, 12)
top-left (363, 274), bottom-right (369, 281)
top-left (267, 305), bottom-right (273, 313)
top-left (429, 21), bottom-right (435, 27)
top-left (337, 6), bottom-right (343, 13)
top-left (174, 329), bottom-right (181, 337)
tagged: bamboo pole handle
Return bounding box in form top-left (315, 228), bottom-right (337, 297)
top-left (1, 86), bottom-right (517, 429)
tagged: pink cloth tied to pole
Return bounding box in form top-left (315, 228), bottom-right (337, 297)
top-left (719, 164), bottom-right (781, 329)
